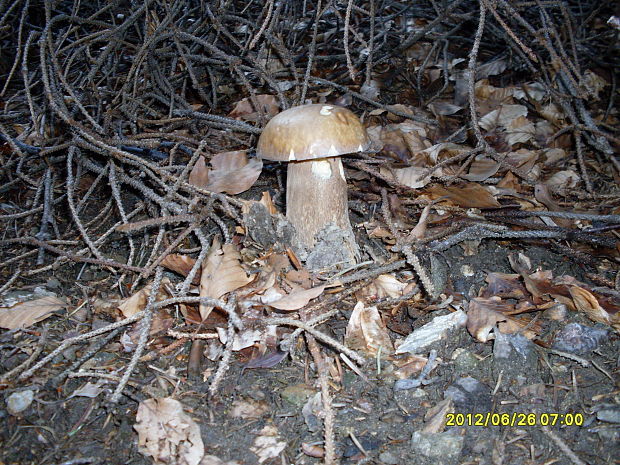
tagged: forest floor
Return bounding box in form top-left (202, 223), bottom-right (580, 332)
top-left (1, 1), bottom-right (619, 464)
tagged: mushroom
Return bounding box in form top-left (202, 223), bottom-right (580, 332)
top-left (256, 104), bottom-right (369, 267)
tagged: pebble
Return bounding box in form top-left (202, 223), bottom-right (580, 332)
top-left (6, 389), bottom-right (35, 416)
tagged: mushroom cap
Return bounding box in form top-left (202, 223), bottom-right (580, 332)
top-left (256, 104), bottom-right (370, 162)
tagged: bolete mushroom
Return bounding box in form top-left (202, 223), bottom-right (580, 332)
top-left (256, 104), bottom-right (369, 268)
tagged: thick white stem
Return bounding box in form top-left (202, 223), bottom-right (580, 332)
top-left (286, 157), bottom-right (352, 250)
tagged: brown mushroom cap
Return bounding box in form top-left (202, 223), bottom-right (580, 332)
top-left (256, 104), bottom-right (370, 161)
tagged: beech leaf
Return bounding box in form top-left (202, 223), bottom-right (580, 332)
top-left (134, 397), bottom-right (204, 465)
top-left (200, 238), bottom-right (253, 320)
top-left (268, 285), bottom-right (326, 311)
top-left (0, 296), bottom-right (66, 329)
top-left (188, 156), bottom-right (209, 189)
top-left (161, 254), bottom-right (199, 284)
top-left (345, 301), bottom-right (394, 355)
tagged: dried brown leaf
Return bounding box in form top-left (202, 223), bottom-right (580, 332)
top-left (0, 296), bottom-right (66, 329)
top-left (479, 104), bottom-right (528, 131)
top-left (345, 301), bottom-right (394, 355)
top-left (199, 456), bottom-right (240, 465)
top-left (428, 101), bottom-right (462, 116)
top-left (118, 279), bottom-right (170, 318)
top-left (481, 273), bottom-right (528, 299)
top-left (200, 238), bottom-right (253, 320)
top-left (392, 353), bottom-right (429, 379)
top-left (204, 151), bottom-right (262, 195)
top-left (358, 274), bottom-right (407, 301)
top-left (505, 115), bottom-right (535, 146)
top-left (134, 397), bottom-right (204, 465)
top-left (268, 285), bottom-right (326, 311)
top-left (569, 286), bottom-right (612, 326)
top-left (462, 155), bottom-right (500, 182)
top-left (545, 170), bottom-right (579, 189)
top-left (422, 398), bottom-right (454, 433)
top-left (161, 254), bottom-right (199, 284)
top-left (259, 191), bottom-right (279, 215)
top-left (230, 399), bottom-right (269, 419)
top-left (386, 165), bottom-right (433, 189)
top-left (188, 156), bottom-right (209, 189)
top-left (250, 425), bottom-right (287, 464)
top-left (429, 183), bottom-right (501, 208)
top-left (466, 297), bottom-right (537, 342)
top-left (228, 95), bottom-right (279, 122)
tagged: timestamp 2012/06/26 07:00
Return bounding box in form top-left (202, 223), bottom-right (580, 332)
top-left (445, 412), bottom-right (585, 427)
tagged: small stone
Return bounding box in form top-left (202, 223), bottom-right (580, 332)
top-left (393, 387), bottom-right (428, 412)
top-left (460, 265), bottom-right (475, 277)
top-left (380, 411), bottom-right (407, 424)
top-left (451, 348), bottom-right (479, 374)
top-left (7, 389), bottom-right (35, 416)
top-left (493, 332), bottom-right (539, 384)
top-left (552, 322), bottom-right (607, 355)
top-left (280, 384), bottom-right (316, 407)
top-left (46, 277), bottom-right (62, 289)
top-left (597, 407), bottom-right (620, 424)
top-left (396, 310), bottom-right (467, 355)
top-left (378, 451), bottom-right (399, 464)
top-left (410, 430), bottom-right (464, 464)
top-left (444, 377), bottom-right (492, 412)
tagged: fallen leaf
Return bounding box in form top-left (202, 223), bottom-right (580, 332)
top-left (392, 353), bottom-right (429, 379)
top-left (267, 285), bottom-right (326, 311)
top-left (68, 381), bottom-right (105, 399)
top-left (204, 151), bottom-right (263, 195)
top-left (228, 94), bottom-right (279, 122)
top-left (542, 148), bottom-right (567, 166)
top-left (259, 191), bottom-right (278, 215)
top-left (461, 155), bottom-right (499, 182)
top-left (345, 301), bottom-right (394, 356)
top-left (124, 308), bottom-right (174, 348)
top-left (396, 311), bottom-right (468, 354)
top-left (161, 254), bottom-right (199, 284)
top-left (569, 286), bottom-right (612, 326)
top-left (189, 156), bottom-right (209, 188)
top-left (540, 103), bottom-right (564, 124)
top-left (505, 115), bottom-right (535, 146)
top-left (216, 327), bottom-right (263, 351)
top-left (478, 59), bottom-right (508, 78)
top-left (134, 397), bottom-right (204, 465)
top-left (429, 183), bottom-right (501, 208)
top-left (118, 279), bottom-right (170, 318)
top-left (422, 398), bottom-right (454, 433)
top-left (386, 165), bottom-right (433, 189)
top-left (481, 273), bottom-right (528, 299)
top-left (423, 142), bottom-right (470, 163)
top-left (250, 425), bottom-right (286, 463)
top-left (358, 274), bottom-right (408, 301)
top-left (0, 296), bottom-right (66, 329)
top-left (479, 104), bottom-right (528, 131)
top-left (244, 350), bottom-right (288, 369)
top-left (301, 442), bottom-right (325, 458)
top-left (545, 170), bottom-right (579, 189)
top-left (504, 149), bottom-right (539, 173)
top-left (199, 456), bottom-right (240, 465)
top-left (466, 297), bottom-right (538, 342)
top-left (581, 70), bottom-right (608, 100)
top-left (230, 399), bottom-right (269, 419)
top-left (428, 101), bottom-right (462, 116)
top-left (200, 238), bottom-right (253, 320)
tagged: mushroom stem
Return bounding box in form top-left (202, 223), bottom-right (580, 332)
top-left (286, 157), bottom-right (354, 251)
